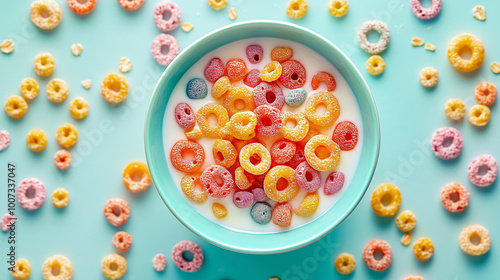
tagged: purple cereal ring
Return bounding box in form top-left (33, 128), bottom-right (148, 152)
top-left (254, 105), bottom-right (283, 138)
top-left (246, 45), bottom-right (264, 64)
top-left (17, 177), bottom-right (46, 210)
top-left (233, 191), bottom-right (254, 208)
top-left (200, 165), bottom-right (234, 198)
top-left (410, 0), bottom-right (442, 20)
top-left (1, 214), bottom-right (14, 231)
top-left (468, 154), bottom-right (498, 187)
top-left (431, 127), bottom-right (463, 160)
top-left (154, 1), bottom-right (182, 32)
top-left (0, 130), bottom-right (10, 151)
top-left (252, 188), bottom-right (268, 202)
top-left (295, 161), bottom-right (321, 192)
top-left (253, 82), bottom-right (285, 110)
top-left (174, 103), bottom-right (196, 129)
top-left (324, 171), bottom-right (345, 195)
top-left (151, 34), bottom-right (180, 66)
top-left (172, 240), bottom-right (204, 272)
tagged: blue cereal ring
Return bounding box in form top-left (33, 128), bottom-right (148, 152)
top-left (250, 202), bottom-right (272, 225)
top-left (186, 78), bottom-right (208, 99)
top-left (286, 88), bottom-right (307, 107)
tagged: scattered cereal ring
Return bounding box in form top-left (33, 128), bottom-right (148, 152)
top-left (285, 88), bottom-right (307, 107)
top-left (204, 58), bottom-right (225, 83)
top-left (123, 161), bottom-right (151, 193)
top-left (286, 0), bottom-right (308, 19)
top-left (254, 105), bottom-right (283, 138)
top-left (271, 47), bottom-right (293, 63)
top-left (101, 73), bottom-right (128, 103)
top-left (102, 253), bottom-right (127, 279)
top-left (152, 254), bottom-right (167, 271)
top-left (440, 182), bottom-right (469, 212)
top-left (0, 130), bottom-right (10, 152)
top-left (444, 98), bottom-right (466, 120)
top-left (357, 20), bottom-right (391, 54)
top-left (4, 96), bottom-right (28, 119)
top-left (281, 112), bottom-right (310, 142)
top-left (207, 0), bottom-right (227, 10)
top-left (240, 143), bottom-right (271, 175)
top-left (447, 34), bottom-right (485, 72)
top-left (30, 0), bottom-right (62, 30)
top-left (328, 0), bottom-right (349, 18)
top-left (419, 67), bottom-right (439, 88)
top-left (401, 232), bottom-right (412, 246)
top-left (295, 161), bottom-right (321, 192)
top-left (224, 87), bottom-right (255, 116)
top-left (154, 1), bottom-right (181, 32)
top-left (113, 231), bottom-right (132, 252)
top-left (1, 214), bottom-right (14, 231)
top-left (305, 91), bottom-right (340, 127)
top-left (67, 0), bottom-right (97, 15)
top-left (226, 111), bottom-right (257, 140)
top-left (244, 69), bottom-right (262, 87)
top-left (294, 191), bottom-right (319, 217)
top-left (11, 258), bottom-right (31, 280)
top-left (272, 202), bottom-right (293, 227)
top-left (468, 154), bottom-right (498, 187)
top-left (474, 81), bottom-right (497, 106)
top-left (186, 78), bottom-right (208, 100)
top-left (311, 71), bottom-right (336, 91)
top-left (366, 55), bottom-right (385, 76)
top-left (53, 149), bottom-right (72, 170)
top-left (56, 123), bottom-right (78, 148)
top-left (170, 140), bottom-right (205, 173)
top-left (33, 52), bottom-right (55, 77)
top-left (151, 34), bottom-right (180, 66)
top-left (235, 167), bottom-right (254, 190)
top-left (174, 103), bottom-right (196, 129)
top-left (246, 45), bottom-right (264, 64)
top-left (103, 198), bottom-right (131, 226)
top-left (413, 237), bottom-right (434, 261)
top-left (270, 140), bottom-right (296, 165)
top-left (26, 129), bottom-right (48, 152)
top-left (332, 121), bottom-right (358, 151)
top-left (181, 174), bottom-right (207, 203)
top-left (335, 253), bottom-right (355, 274)
top-left (69, 97), bottom-right (89, 119)
top-left (42, 255), bottom-right (73, 280)
top-left (46, 78), bottom-right (69, 103)
top-left (197, 103), bottom-right (229, 138)
top-left (261, 61), bottom-right (282, 82)
top-left (226, 58), bottom-right (247, 82)
top-left (431, 127), bottom-right (463, 160)
top-left (117, 0), bottom-right (144, 10)
top-left (410, 0), bottom-right (442, 20)
top-left (213, 139), bottom-right (238, 168)
top-left (20, 78), bottom-right (39, 100)
top-left (252, 188), bottom-right (268, 202)
top-left (212, 202), bottom-right (228, 218)
top-left (253, 82), bottom-right (285, 110)
top-left (362, 239), bottom-right (392, 271)
top-left (264, 166), bottom-right (300, 202)
top-left (324, 171), bottom-right (344, 195)
top-left (459, 225), bottom-right (491, 256)
top-left (468, 104), bottom-right (490, 126)
top-left (212, 76), bottom-right (232, 99)
top-left (250, 202), bottom-right (272, 224)
top-left (304, 135), bottom-right (340, 171)
top-left (233, 191), bottom-right (254, 208)
top-left (201, 165), bottom-right (234, 198)
top-left (172, 241), bottom-right (204, 272)
top-left (51, 188), bottom-right (69, 208)
top-left (370, 183), bottom-right (401, 217)
top-left (396, 210), bottom-right (417, 232)
top-left (279, 60), bottom-right (307, 89)
top-left (17, 177), bottom-right (46, 210)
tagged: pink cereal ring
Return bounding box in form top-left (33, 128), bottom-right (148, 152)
top-left (440, 182), bottom-right (469, 212)
top-left (468, 154), bottom-right (498, 187)
top-left (410, 0), bottom-right (442, 20)
top-left (17, 177), bottom-right (46, 210)
top-left (117, 0), bottom-right (145, 11)
top-left (53, 149), bottom-right (72, 170)
top-left (0, 130), bottom-right (10, 151)
top-left (363, 239), bottom-right (393, 271)
top-left (252, 82), bottom-right (285, 110)
top-left (295, 161), bottom-right (321, 192)
top-left (172, 240), bottom-right (204, 272)
top-left (103, 198), bottom-right (131, 226)
top-left (1, 214), bottom-right (15, 231)
top-left (112, 231), bottom-right (133, 252)
top-left (200, 165), bottom-right (234, 198)
top-left (254, 105), bottom-right (283, 138)
top-left (153, 253), bottom-right (167, 271)
top-left (324, 171), bottom-right (345, 195)
top-left (431, 127), bottom-right (463, 160)
top-left (151, 34), bottom-right (180, 66)
top-left (154, 1), bottom-right (182, 32)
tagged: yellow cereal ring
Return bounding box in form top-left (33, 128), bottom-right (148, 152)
top-left (223, 87), bottom-right (255, 116)
top-left (122, 161), bottom-right (151, 193)
top-left (212, 202), bottom-right (228, 218)
top-left (4, 95), bottom-right (28, 119)
top-left (459, 224), bottom-right (491, 256)
top-left (304, 135), bottom-right (340, 171)
top-left (42, 255), bottom-right (73, 280)
top-left (213, 139), bottom-right (238, 168)
top-left (226, 111), bottom-right (257, 140)
top-left (181, 174), bottom-right (208, 203)
top-left (328, 0), bottom-right (349, 17)
top-left (101, 73), bottom-right (129, 103)
top-left (102, 253), bottom-right (127, 279)
top-left (235, 166), bottom-right (254, 190)
top-left (294, 191), bottom-right (320, 217)
top-left (30, 0), bottom-right (62, 30)
top-left (207, 0), bottom-right (227, 10)
top-left (444, 98), bottom-right (466, 121)
top-left (20, 78), bottom-right (40, 100)
top-left (197, 103), bottom-right (229, 138)
top-left (33, 52), bottom-right (55, 77)
top-left (184, 128), bottom-right (203, 141)
top-left (69, 97), bottom-right (89, 119)
top-left (401, 232), bottom-right (412, 246)
top-left (26, 129), bottom-right (48, 152)
top-left (286, 0), bottom-right (308, 19)
top-left (447, 33), bottom-right (485, 72)
top-left (51, 188), bottom-right (69, 208)
top-left (412, 237), bottom-right (434, 261)
top-left (212, 76), bottom-right (232, 99)
top-left (419, 67), bottom-right (439, 88)
top-left (370, 183), bottom-right (401, 217)
top-left (334, 253), bottom-right (355, 274)
top-left (46, 78), bottom-right (69, 103)
top-left (56, 123), bottom-right (78, 148)
top-left (305, 91), bottom-right (340, 127)
top-left (261, 61), bottom-right (282, 82)
top-left (11, 258), bottom-right (31, 280)
top-left (264, 165), bottom-right (300, 202)
top-left (281, 112), bottom-right (310, 142)
top-left (239, 143), bottom-right (271, 175)
top-left (468, 104), bottom-right (490, 126)
top-left (396, 210), bottom-right (417, 232)
top-left (366, 55), bottom-right (385, 76)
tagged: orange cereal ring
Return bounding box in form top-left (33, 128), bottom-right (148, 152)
top-left (211, 76), bottom-right (232, 99)
top-left (112, 231), bottom-right (132, 252)
top-left (67, 0), bottom-right (97, 15)
top-left (213, 139), bottom-right (238, 168)
top-left (53, 149), bottom-right (72, 170)
top-left (118, 0), bottom-right (144, 10)
top-left (103, 198), bottom-right (130, 226)
top-left (197, 103), bottom-right (229, 138)
top-left (226, 111), bottom-right (257, 140)
top-left (101, 73), bottom-right (129, 103)
top-left (170, 140), bottom-right (205, 173)
top-left (362, 239), bottom-right (393, 271)
top-left (305, 91), bottom-right (340, 127)
top-left (180, 174), bottom-right (207, 203)
top-left (280, 112), bottom-right (310, 142)
top-left (272, 202), bottom-right (293, 227)
top-left (474, 81), bottom-right (497, 106)
top-left (447, 33), bottom-right (485, 72)
top-left (264, 165), bottom-right (300, 202)
top-left (440, 182), bottom-right (469, 212)
top-left (122, 161), bottom-right (151, 193)
top-left (223, 87), bottom-right (255, 116)
top-left (235, 167), bottom-right (255, 190)
top-left (270, 46), bottom-right (293, 63)
top-left (304, 135), bottom-right (341, 171)
top-left (260, 61), bottom-right (282, 82)
top-left (239, 143), bottom-right (271, 175)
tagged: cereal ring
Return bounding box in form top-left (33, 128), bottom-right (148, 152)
top-left (253, 82), bottom-right (285, 110)
top-left (254, 105), bottom-right (283, 138)
top-left (285, 88), bottom-right (307, 107)
top-left (286, 145), bottom-right (306, 169)
top-left (53, 149), bottom-right (72, 170)
top-left (26, 129), bottom-right (48, 152)
top-left (154, 1), bottom-right (181, 32)
top-left (212, 76), bottom-right (232, 99)
top-left (295, 161), bottom-right (321, 192)
top-left (33, 53), bottom-right (55, 77)
top-left (362, 239), bottom-right (393, 271)
top-left (174, 103), bottom-right (196, 129)
top-left (31, 0), bottom-right (62, 30)
top-left (444, 98), bottom-right (466, 120)
top-left (357, 20), bottom-right (391, 54)
top-left (240, 143), bottom-right (271, 175)
top-left (324, 171), bottom-right (345, 195)
top-left (184, 128), bottom-right (203, 141)
top-left (468, 104), bottom-right (490, 126)
top-left (305, 91), bottom-right (340, 127)
top-left (244, 69), bottom-right (262, 87)
top-left (246, 44), bottom-right (264, 64)
top-left (17, 177), bottom-right (46, 210)
top-left (468, 154), bottom-right (498, 187)
top-left (332, 121), bottom-right (358, 151)
top-left (197, 103), bottom-right (229, 138)
top-left (20, 78), bottom-right (40, 100)
top-left (281, 112), bottom-right (310, 142)
top-left (101, 73), bottom-right (128, 103)
top-left (123, 161), bottom-right (151, 193)
top-left (56, 123), bottom-right (78, 148)
top-left (46, 78), bottom-right (69, 103)
top-left (101, 253), bottom-right (127, 279)
top-left (304, 135), bottom-right (341, 171)
top-left (370, 183), bottom-right (401, 216)
top-left (207, 0), bottom-right (227, 10)
top-left (117, 0), bottom-right (144, 10)
top-left (286, 0), bottom-right (308, 19)
top-left (181, 174), bottom-right (207, 203)
top-left (431, 127), bottom-right (463, 160)
top-left (294, 191), bottom-right (319, 217)
top-left (403, 277), bottom-right (424, 280)
top-left (271, 46), bottom-right (293, 62)
top-left (226, 111), bottom-right (258, 140)
top-left (410, 0), bottom-right (442, 20)
top-left (251, 202), bottom-right (272, 224)
top-left (1, 214), bottom-right (14, 231)
top-left (396, 210), bottom-right (417, 232)
top-left (204, 58), bottom-right (225, 83)
top-left (235, 167), bottom-right (255, 190)
top-left (51, 188), bottom-right (69, 208)
top-left (42, 255), bottom-right (73, 280)
top-left (186, 78), bottom-right (208, 99)
top-left (261, 61), bottom-right (282, 82)
top-left (4, 96), bottom-right (28, 119)
top-left (440, 182), bottom-right (469, 212)
top-left (335, 253), bottom-right (355, 274)
top-left (413, 237), bottom-right (434, 261)
top-left (224, 87), bottom-right (255, 116)
top-left (113, 231), bottom-right (132, 252)
top-left (103, 198), bottom-right (130, 227)
top-left (459, 225), bottom-right (491, 256)
top-left (152, 254), bottom-right (167, 271)
top-left (69, 97), bottom-right (89, 119)
top-left (279, 60), bottom-right (307, 89)
top-left (0, 130), bottom-right (10, 152)
top-left (311, 71), bottom-right (336, 91)
top-left (226, 58), bottom-right (247, 82)
top-left (271, 140), bottom-right (296, 165)
top-left (264, 166), bottom-right (300, 202)
top-left (419, 67), bottom-right (439, 88)
top-left (67, 0), bottom-right (97, 15)
top-left (170, 140), bottom-right (205, 173)
top-left (213, 139), bottom-right (238, 168)
top-left (401, 232), bottom-right (412, 246)
top-left (212, 202), bottom-right (228, 218)
top-left (366, 55), bottom-right (385, 76)
top-left (474, 81), bottom-right (497, 106)
top-left (11, 258), bottom-right (31, 280)
top-left (201, 165), bottom-right (234, 198)
top-left (151, 34), bottom-right (180, 66)
top-left (172, 241), bottom-right (204, 272)
top-left (233, 191), bottom-right (254, 208)
top-left (252, 188), bottom-right (268, 201)
top-left (272, 202), bottom-right (293, 227)
top-left (447, 34), bottom-right (485, 72)
top-left (328, 0), bottom-right (349, 18)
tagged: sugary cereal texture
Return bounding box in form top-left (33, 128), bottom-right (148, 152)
top-left (431, 127), bottom-right (463, 160)
top-left (197, 103), bottom-right (229, 138)
top-left (396, 210), bottom-right (417, 232)
top-left (101, 253), bottom-right (127, 279)
top-left (411, 36), bottom-right (425, 47)
top-left (151, 34), bottom-right (180, 66)
top-left (212, 202), bottom-right (228, 218)
top-left (295, 161), bottom-right (321, 192)
top-left (154, 1), bottom-right (182, 32)
top-left (26, 129), bottom-right (48, 152)
top-left (425, 43), bottom-right (436, 51)
top-left (233, 191), bottom-right (254, 208)
top-left (207, 0), bottom-right (227, 10)
top-left (0, 39), bottom-right (14, 54)
top-left (271, 46), bottom-right (293, 63)
top-left (213, 139), bottom-right (238, 168)
top-left (235, 166), bottom-right (254, 190)
top-left (4, 96), bottom-right (28, 119)
top-left (412, 237), bottom-right (434, 261)
top-left (251, 202), bottom-right (272, 224)
top-left (20, 78), bottom-right (40, 100)
top-left (285, 88), bottom-right (307, 107)
top-left (11, 258), bottom-right (31, 280)
top-left (118, 0), bottom-right (145, 10)
top-left (71, 43), bottom-right (82, 56)
top-left (228, 7), bottom-right (238, 20)
top-left (410, 0), bottom-right (442, 20)
top-left (468, 154), bottom-right (498, 187)
top-left (252, 82), bottom-right (285, 110)
top-left (246, 44), bottom-right (264, 64)
top-left (362, 239), bottom-right (393, 271)
top-left (224, 87), bottom-right (255, 116)
top-left (272, 202), bottom-right (293, 227)
top-left (226, 111), bottom-right (257, 140)
top-left (335, 253), bottom-right (355, 274)
top-left (181, 22), bottom-right (194, 32)
top-left (101, 73), bottom-right (129, 103)
top-left (305, 91), bottom-right (340, 127)
top-left (1, 214), bottom-right (14, 231)
top-left (468, 104), bottom-right (490, 126)
top-left (119, 57), bottom-right (132, 73)
top-left (69, 97), bottom-right (89, 119)
top-left (304, 135), bottom-right (341, 171)
top-left (366, 55), bottom-right (385, 76)
top-left (204, 58), bottom-right (225, 83)
top-left (444, 98), bottom-right (466, 120)
top-left (473, 5), bottom-right (486, 21)
top-left (67, 0), bottom-right (97, 15)
top-left (261, 61), bottom-right (282, 82)
top-left (174, 103), bottom-right (196, 129)
top-left (103, 198), bottom-right (131, 227)
top-left (286, 0), bottom-right (308, 19)
top-left (279, 60), bottom-right (307, 89)
top-left (459, 225), bottom-right (491, 256)
top-left (324, 171), bottom-right (344, 195)
top-left (281, 112), bottom-right (310, 142)
top-left (46, 78), bottom-right (69, 103)
top-left (419, 67), bottom-right (439, 88)
top-left (474, 81), bottom-right (497, 106)
top-left (264, 165), bottom-right (299, 202)
top-left (311, 71), bottom-right (336, 91)
top-left (401, 232), bottom-right (412, 246)
top-left (255, 105), bottom-right (283, 138)
top-left (440, 182), bottom-right (469, 212)
top-left (252, 188), bottom-right (268, 202)
top-left (201, 165), bottom-right (234, 198)
top-left (123, 161), bottom-right (151, 193)
top-left (181, 174), bottom-right (207, 203)
top-left (294, 191), bottom-right (320, 217)
top-left (240, 143), bottom-right (271, 175)
top-left (42, 255), bottom-right (73, 280)
top-left (491, 62), bottom-right (500, 74)
top-left (0, 130), bottom-right (10, 152)
top-left (328, 0), bottom-right (349, 18)
top-left (186, 78), bottom-right (208, 99)
top-left (33, 52), bottom-right (55, 77)
top-left (153, 254), bottom-right (167, 271)
top-left (447, 34), bottom-right (485, 72)
top-left (270, 140), bottom-right (296, 165)
top-left (56, 123), bottom-right (78, 148)
top-left (170, 140), bottom-right (205, 173)
top-left (112, 231), bottom-right (133, 252)
top-left (212, 76), bottom-right (232, 99)
top-left (51, 188), bottom-right (69, 208)
top-left (184, 128), bottom-right (203, 141)
top-left (81, 79), bottom-right (91, 89)
top-left (332, 121), bottom-right (358, 151)
top-left (53, 149), bottom-right (72, 170)
top-left (244, 69), bottom-right (262, 87)
top-left (226, 58), bottom-right (247, 81)
top-left (357, 20), bottom-right (391, 54)
top-left (370, 183), bottom-right (401, 217)
top-left (31, 0), bottom-right (62, 30)
top-left (171, 240), bottom-right (204, 272)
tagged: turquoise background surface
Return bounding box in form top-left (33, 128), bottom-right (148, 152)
top-left (0, 0), bottom-right (499, 279)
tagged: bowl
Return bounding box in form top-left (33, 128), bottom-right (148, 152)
top-left (145, 20), bottom-right (380, 254)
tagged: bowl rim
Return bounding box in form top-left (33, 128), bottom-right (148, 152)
top-left (145, 19), bottom-right (380, 254)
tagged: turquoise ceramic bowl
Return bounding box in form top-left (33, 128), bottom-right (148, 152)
top-left (145, 20), bottom-right (379, 254)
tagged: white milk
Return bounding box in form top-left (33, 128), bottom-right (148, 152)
top-left (163, 38), bottom-right (363, 233)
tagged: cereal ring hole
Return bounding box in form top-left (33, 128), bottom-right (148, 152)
top-left (381, 193), bottom-right (390, 206)
top-left (305, 171), bottom-right (313, 181)
top-left (216, 151), bottom-right (225, 162)
top-left (285, 118), bottom-right (297, 129)
top-left (459, 46), bottom-right (472, 60)
top-left (315, 103), bottom-right (327, 115)
top-left (266, 91), bottom-right (276, 103)
top-left (214, 175), bottom-right (224, 186)
top-left (419, 0), bottom-right (432, 8)
top-left (77, 0), bottom-right (89, 3)
top-left (261, 116), bottom-right (273, 126)
top-left (276, 177), bottom-right (289, 191)
top-left (26, 187), bottom-right (36, 199)
top-left (51, 264), bottom-right (61, 276)
top-left (12, 102), bottom-right (19, 109)
top-left (478, 165), bottom-right (489, 176)
top-left (112, 207), bottom-right (121, 216)
top-left (182, 251), bottom-right (194, 262)
top-left (132, 171), bottom-right (143, 182)
top-left (334, 2), bottom-right (342, 9)
top-left (250, 154), bottom-right (262, 165)
top-left (315, 146), bottom-right (331, 160)
top-left (450, 192), bottom-right (459, 202)
top-left (234, 99), bottom-right (246, 110)
top-left (254, 54), bottom-right (260, 61)
top-left (40, 9), bottom-right (50, 19)
top-left (291, 2), bottom-right (300, 10)
top-left (161, 44), bottom-right (170, 55)
top-left (207, 113), bottom-right (218, 126)
top-left (442, 137), bottom-right (453, 148)
top-left (162, 10), bottom-right (172, 22)
top-left (181, 149), bottom-right (196, 162)
top-left (471, 234), bottom-right (481, 246)
top-left (110, 262), bottom-right (118, 271)
top-left (373, 249), bottom-right (384, 260)
top-left (367, 30), bottom-right (381, 44)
